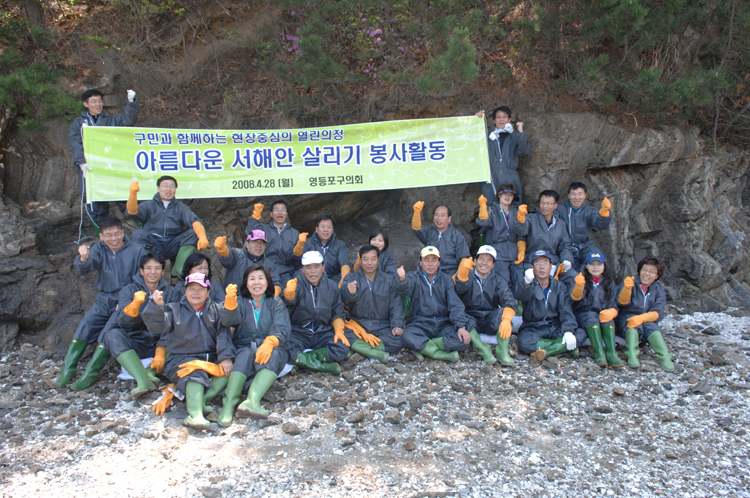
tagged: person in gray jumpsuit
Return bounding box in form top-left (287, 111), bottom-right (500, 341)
top-left (214, 230), bottom-right (282, 295)
top-left (174, 253), bottom-right (226, 303)
top-left (352, 229), bottom-right (398, 278)
top-left (411, 202), bottom-right (470, 276)
top-left (302, 215), bottom-right (351, 286)
top-left (475, 184), bottom-right (525, 287)
top-left (554, 182), bottom-right (612, 271)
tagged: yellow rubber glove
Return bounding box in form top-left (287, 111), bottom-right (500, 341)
top-left (123, 291), bottom-right (147, 317)
top-left (126, 181), bottom-right (140, 215)
top-left (255, 336), bottom-right (279, 365)
top-left (214, 236), bottom-right (230, 257)
top-left (332, 317), bottom-right (350, 347)
top-left (478, 195), bottom-right (489, 220)
top-left (353, 254), bottom-right (361, 272)
top-left (252, 203), bottom-right (264, 220)
top-left (224, 284), bottom-right (238, 311)
top-left (498, 307), bottom-right (516, 340)
top-left (553, 263), bottom-right (565, 281)
top-left (274, 285), bottom-right (282, 296)
top-left (152, 383), bottom-right (175, 415)
top-left (150, 346), bottom-right (167, 373)
top-left (339, 265), bottom-right (351, 289)
top-left (599, 197), bottom-right (611, 217)
top-left (515, 240), bottom-right (526, 265)
top-left (456, 258), bottom-right (474, 282)
top-left (599, 308), bottom-right (618, 323)
top-left (177, 360), bottom-right (225, 378)
top-left (618, 276), bottom-right (635, 305)
top-left (626, 311), bottom-right (659, 329)
top-left (284, 278), bottom-right (298, 300)
top-left (412, 201), bottom-right (425, 230)
top-left (345, 319), bottom-right (381, 347)
top-left (571, 273), bottom-right (585, 301)
top-left (517, 204), bottom-right (528, 223)
top-left (293, 232), bottom-right (308, 257)
top-left (192, 222), bottom-right (209, 250)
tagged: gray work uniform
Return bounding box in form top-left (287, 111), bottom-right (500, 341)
top-left (130, 193), bottom-right (200, 261)
top-left (511, 210), bottom-right (575, 287)
top-left (454, 269), bottom-right (516, 335)
top-left (220, 296), bottom-right (291, 377)
top-left (245, 218), bottom-right (301, 286)
top-left (554, 200), bottom-right (611, 270)
top-left (377, 249), bottom-right (398, 277)
top-left (570, 277), bottom-right (618, 329)
top-left (475, 200), bottom-right (524, 285)
top-left (616, 277), bottom-right (666, 342)
top-left (218, 247), bottom-right (282, 290)
top-left (174, 278), bottom-right (226, 303)
top-left (302, 232), bottom-right (350, 283)
top-left (341, 268), bottom-right (406, 353)
top-left (412, 223), bottom-right (470, 276)
top-left (480, 128), bottom-right (531, 202)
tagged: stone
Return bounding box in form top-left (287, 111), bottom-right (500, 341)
top-left (386, 396), bottom-right (407, 408)
top-left (613, 388), bottom-right (625, 396)
top-left (404, 441), bottom-right (416, 451)
top-left (385, 410), bottom-right (401, 424)
top-left (281, 422), bottom-right (301, 435)
top-left (594, 405), bottom-right (613, 414)
top-left (701, 326), bottom-right (721, 336)
top-left (198, 486), bottom-right (222, 498)
top-left (708, 354), bottom-right (728, 366)
top-left (346, 412), bottom-right (365, 424)
top-left (285, 389), bottom-right (307, 401)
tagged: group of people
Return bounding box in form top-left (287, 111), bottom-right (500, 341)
top-left (59, 93), bottom-right (674, 429)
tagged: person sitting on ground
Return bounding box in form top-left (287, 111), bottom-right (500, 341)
top-left (126, 176), bottom-right (209, 277)
top-left (245, 200), bottom-right (303, 286)
top-left (174, 253), bottom-right (226, 303)
top-left (283, 251), bottom-right (354, 374)
top-left (475, 184), bottom-right (525, 287)
top-left (142, 273), bottom-right (234, 429)
top-left (554, 182), bottom-right (612, 271)
top-left (516, 250), bottom-right (586, 361)
top-left (216, 265), bottom-right (291, 426)
top-left (396, 246), bottom-right (472, 363)
top-left (616, 256), bottom-right (674, 371)
top-left (341, 245), bottom-right (405, 363)
top-left (55, 218), bottom-right (146, 388)
top-left (214, 230), bottom-right (282, 295)
top-left (568, 251), bottom-right (624, 368)
top-left (353, 229), bottom-right (398, 278)
top-left (454, 246), bottom-right (517, 366)
top-left (302, 215), bottom-right (351, 286)
top-left (411, 202), bottom-right (470, 276)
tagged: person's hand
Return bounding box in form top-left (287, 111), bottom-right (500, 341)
top-left (177, 360), bottom-right (225, 378)
top-left (627, 315), bottom-right (646, 329)
top-left (79, 163), bottom-right (92, 178)
top-left (298, 232), bottom-right (308, 244)
top-left (347, 280), bottom-right (357, 295)
top-left (129, 181), bottom-right (140, 194)
top-left (458, 328), bottom-right (471, 345)
top-left (152, 289), bottom-right (164, 306)
top-left (127, 89), bottom-right (136, 102)
top-left (600, 197), bottom-right (611, 217)
top-left (524, 268), bottom-right (534, 284)
top-left (599, 308), bottom-right (618, 323)
top-left (413, 201), bottom-right (424, 213)
top-left (499, 320), bottom-right (512, 340)
top-left (255, 336), bottom-right (279, 365)
top-left (517, 204), bottom-right (528, 223)
top-left (397, 266), bottom-right (406, 281)
top-left (392, 327), bottom-right (404, 336)
top-left (220, 359), bottom-right (233, 378)
top-left (478, 195), bottom-right (487, 206)
top-left (224, 284), bottom-right (238, 310)
top-left (78, 245), bottom-right (90, 262)
top-left (562, 260), bottom-right (572, 273)
top-left (562, 332), bottom-right (577, 351)
top-left (150, 346), bottom-right (166, 373)
top-left (252, 203), bottom-right (264, 220)
top-left (133, 291), bottom-right (147, 304)
top-left (624, 276), bottom-right (635, 289)
top-left (152, 383), bottom-right (174, 415)
top-left (456, 257), bottom-right (474, 282)
top-left (333, 328), bottom-right (350, 347)
top-left (214, 236), bottom-right (229, 257)
top-left (516, 121), bottom-right (524, 133)
top-left (475, 110), bottom-right (485, 118)
top-left (284, 278), bottom-right (298, 300)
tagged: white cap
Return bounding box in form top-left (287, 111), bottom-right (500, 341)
top-left (476, 245), bottom-right (497, 260)
top-left (301, 251), bottom-right (324, 265)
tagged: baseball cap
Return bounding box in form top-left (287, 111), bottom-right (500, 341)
top-left (476, 245), bottom-right (497, 260)
top-left (420, 246), bottom-right (440, 258)
top-left (585, 252), bottom-right (606, 264)
top-left (247, 230), bottom-right (267, 242)
top-left (301, 251), bottom-right (324, 265)
top-left (531, 250), bottom-right (552, 262)
top-left (185, 273), bottom-right (211, 288)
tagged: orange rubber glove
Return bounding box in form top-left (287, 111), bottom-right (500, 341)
top-left (517, 204), bottom-right (528, 223)
top-left (224, 284), bottom-right (238, 311)
top-left (345, 319), bottom-right (381, 347)
top-left (571, 273), bottom-right (585, 301)
top-left (353, 254), bottom-right (361, 272)
top-left (478, 195), bottom-right (489, 220)
top-left (599, 308), bottom-right (618, 323)
top-left (412, 201), bottom-right (424, 230)
top-left (339, 265), bottom-right (351, 288)
top-left (126, 181), bottom-right (139, 215)
top-left (192, 222), bottom-right (209, 250)
top-left (456, 258), bottom-right (474, 282)
top-left (152, 383), bottom-right (175, 415)
top-left (293, 232), bottom-right (307, 257)
top-left (284, 278), bottom-right (298, 300)
top-left (498, 307), bottom-right (516, 340)
top-left (255, 335), bottom-right (279, 365)
top-left (553, 263), bottom-right (565, 281)
top-left (515, 240), bottom-right (526, 265)
top-left (214, 236), bottom-right (229, 257)
top-left (332, 317), bottom-right (350, 347)
top-left (619, 276), bottom-right (635, 304)
top-left (177, 360), bottom-right (225, 378)
top-left (626, 311), bottom-right (659, 329)
top-left (252, 203), bottom-right (264, 220)
top-left (150, 346), bottom-right (167, 373)
top-left (123, 291), bottom-right (147, 317)
top-left (599, 197), bottom-right (611, 218)
top-left (274, 285), bottom-right (281, 296)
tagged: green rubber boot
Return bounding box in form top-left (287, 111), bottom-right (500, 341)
top-left (237, 369), bottom-right (277, 419)
top-left (402, 296), bottom-right (411, 321)
top-left (517, 300), bottom-right (523, 315)
top-left (69, 344), bottom-right (111, 391)
top-left (217, 372), bottom-right (247, 426)
top-left (624, 328), bottom-right (641, 368)
top-left (419, 338), bottom-right (459, 363)
top-left (479, 233), bottom-right (487, 246)
top-left (586, 325), bottom-right (608, 367)
top-left (530, 338), bottom-right (571, 361)
top-left (295, 351), bottom-right (341, 375)
top-left (183, 381), bottom-right (210, 428)
top-left (202, 375), bottom-right (228, 414)
top-left (646, 331), bottom-right (675, 372)
top-left (172, 245), bottom-right (197, 277)
top-left (349, 339), bottom-right (389, 363)
top-left (495, 334), bottom-right (515, 366)
top-left (145, 367), bottom-right (161, 385)
top-left (601, 324), bottom-right (625, 367)
top-left (116, 349), bottom-right (156, 399)
top-left (469, 329), bottom-right (496, 364)
top-left (55, 339), bottom-right (88, 387)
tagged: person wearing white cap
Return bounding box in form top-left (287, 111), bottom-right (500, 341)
top-left (245, 199), bottom-right (303, 286)
top-left (282, 251), bottom-right (355, 374)
top-left (213, 230), bottom-right (282, 295)
top-left (302, 215), bottom-right (351, 287)
top-left (454, 246), bottom-right (518, 366)
top-left (411, 202), bottom-right (470, 276)
top-left (396, 246), bottom-right (473, 362)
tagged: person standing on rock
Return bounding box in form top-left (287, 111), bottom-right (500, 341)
top-left (125, 176), bottom-right (210, 278)
top-left (173, 253), bottom-right (226, 303)
top-left (142, 273), bottom-right (234, 429)
top-left (55, 218), bottom-right (146, 388)
top-left (69, 89), bottom-right (139, 231)
top-left (341, 245), bottom-right (405, 363)
top-left (515, 250), bottom-right (586, 361)
top-left (353, 229), bottom-right (398, 278)
top-left (396, 246), bottom-right (473, 362)
top-left (412, 202), bottom-right (470, 276)
top-left (554, 182), bottom-right (612, 271)
top-left (214, 230), bottom-right (282, 295)
top-left (476, 107), bottom-right (531, 202)
top-left (245, 200), bottom-right (303, 286)
top-left (475, 184), bottom-right (525, 287)
top-left (616, 256), bottom-right (674, 371)
top-left (568, 252), bottom-right (624, 368)
top-left (454, 247), bottom-right (517, 366)
top-left (302, 215), bottom-right (351, 287)
top-left (283, 251), bottom-right (354, 374)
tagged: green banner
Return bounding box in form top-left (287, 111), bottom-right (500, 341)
top-left (82, 116), bottom-right (490, 201)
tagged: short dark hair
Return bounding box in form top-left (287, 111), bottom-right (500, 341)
top-left (538, 190), bottom-right (560, 203)
top-left (637, 256), bottom-right (665, 280)
top-left (140, 253), bottom-right (166, 270)
top-left (240, 264), bottom-right (275, 299)
top-left (99, 218), bottom-right (122, 231)
top-left (433, 205), bottom-right (452, 217)
top-left (568, 182), bottom-right (588, 194)
top-left (81, 89), bottom-right (103, 102)
top-left (358, 244), bottom-right (381, 259)
top-left (368, 228), bottom-right (389, 251)
top-left (181, 253), bottom-right (213, 280)
top-left (315, 214), bottom-right (335, 227)
top-left (157, 176), bottom-right (178, 188)
top-left (270, 199), bottom-right (288, 212)
top-left (492, 106), bottom-right (512, 120)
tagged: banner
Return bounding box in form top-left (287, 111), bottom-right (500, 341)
top-left (82, 116), bottom-right (490, 202)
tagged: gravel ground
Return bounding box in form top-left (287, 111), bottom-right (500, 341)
top-left (1, 309), bottom-right (749, 498)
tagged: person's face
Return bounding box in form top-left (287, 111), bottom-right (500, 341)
top-left (475, 254), bottom-right (495, 277)
top-left (316, 220), bottom-right (334, 243)
top-left (189, 260), bottom-right (210, 276)
top-left (587, 261), bottom-right (604, 278)
top-left (361, 250), bottom-right (379, 275)
top-left (569, 188), bottom-right (587, 209)
top-left (498, 192), bottom-right (514, 207)
top-left (140, 259), bottom-right (164, 285)
top-left (99, 226), bottom-right (124, 252)
top-left (369, 233), bottom-right (385, 251)
top-left (640, 264), bottom-right (660, 286)
top-left (185, 282), bottom-right (209, 308)
top-left (433, 207), bottom-right (451, 231)
top-left (271, 203), bottom-right (288, 226)
top-left (83, 95), bottom-right (103, 116)
top-left (246, 239), bottom-right (267, 257)
top-left (245, 270), bottom-right (268, 298)
top-left (493, 111), bottom-right (510, 129)
top-left (420, 255), bottom-right (440, 276)
top-left (532, 257), bottom-right (551, 280)
top-left (157, 180), bottom-right (177, 201)
top-left (539, 195), bottom-right (557, 218)
top-left (302, 263), bottom-right (324, 286)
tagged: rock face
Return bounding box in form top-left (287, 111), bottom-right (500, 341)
top-left (1, 101), bottom-right (748, 353)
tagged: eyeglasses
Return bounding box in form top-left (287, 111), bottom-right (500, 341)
top-left (101, 231), bottom-right (123, 239)
top-left (533, 262), bottom-right (550, 267)
top-left (193, 266), bottom-right (209, 273)
top-left (539, 202), bottom-right (556, 207)
top-left (159, 184), bottom-right (177, 190)
top-left (143, 265), bottom-right (162, 271)
top-left (641, 269), bottom-right (659, 275)
top-left (272, 208), bottom-right (287, 213)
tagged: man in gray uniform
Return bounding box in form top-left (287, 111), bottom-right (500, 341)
top-left (554, 182), bottom-right (612, 271)
top-left (55, 218), bottom-right (146, 388)
top-left (411, 202), bottom-right (470, 276)
top-left (302, 215), bottom-right (351, 286)
top-left (245, 199), bottom-right (304, 286)
top-left (214, 230), bottom-right (282, 295)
